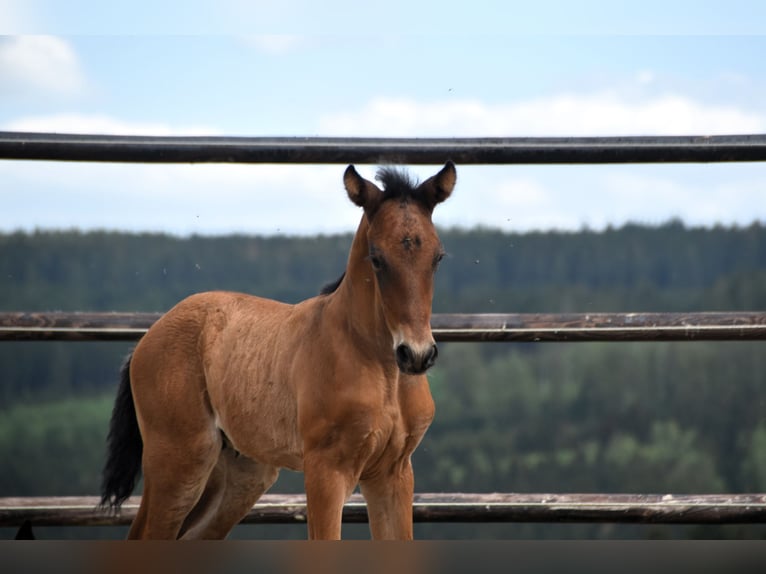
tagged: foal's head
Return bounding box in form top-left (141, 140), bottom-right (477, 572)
top-left (343, 161), bottom-right (456, 375)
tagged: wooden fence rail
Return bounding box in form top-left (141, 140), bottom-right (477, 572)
top-left (3, 493), bottom-right (766, 528)
top-left (1, 311), bottom-right (765, 343)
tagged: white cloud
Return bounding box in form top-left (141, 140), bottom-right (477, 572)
top-left (598, 167), bottom-right (765, 228)
top-left (0, 36), bottom-right (85, 98)
top-left (1, 158), bottom-right (364, 235)
top-left (5, 113), bottom-right (221, 136)
top-left (318, 93), bottom-right (766, 137)
top-left (439, 175), bottom-right (581, 232)
top-left (432, 162), bottom-right (766, 234)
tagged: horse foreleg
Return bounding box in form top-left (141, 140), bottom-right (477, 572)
top-left (303, 454), bottom-right (358, 540)
top-left (359, 460), bottom-right (415, 540)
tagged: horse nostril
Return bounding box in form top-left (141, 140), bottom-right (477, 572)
top-left (396, 343), bottom-right (438, 374)
top-left (396, 344), bottom-right (414, 369)
top-left (424, 343), bottom-right (438, 368)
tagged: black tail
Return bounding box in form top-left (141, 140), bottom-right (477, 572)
top-left (100, 352), bottom-right (143, 511)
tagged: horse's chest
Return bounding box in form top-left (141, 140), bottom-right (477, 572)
top-left (364, 401), bottom-right (433, 463)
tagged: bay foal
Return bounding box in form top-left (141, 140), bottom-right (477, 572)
top-left (100, 161), bottom-right (456, 539)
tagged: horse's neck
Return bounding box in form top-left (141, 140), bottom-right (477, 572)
top-left (327, 215), bottom-right (391, 351)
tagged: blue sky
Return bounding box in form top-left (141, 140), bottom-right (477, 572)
top-left (1, 1), bottom-right (766, 235)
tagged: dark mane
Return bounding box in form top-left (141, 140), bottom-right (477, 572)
top-left (376, 166), bottom-right (421, 203)
top-left (319, 271), bottom-right (345, 295)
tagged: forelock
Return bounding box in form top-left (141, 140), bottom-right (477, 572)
top-left (375, 166), bottom-right (422, 203)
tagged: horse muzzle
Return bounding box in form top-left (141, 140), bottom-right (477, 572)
top-left (395, 342), bottom-right (438, 375)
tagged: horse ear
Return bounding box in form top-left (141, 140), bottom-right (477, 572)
top-left (344, 165), bottom-right (381, 210)
top-left (419, 160), bottom-right (456, 209)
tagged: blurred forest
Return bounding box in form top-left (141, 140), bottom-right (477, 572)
top-left (1, 220), bottom-right (766, 539)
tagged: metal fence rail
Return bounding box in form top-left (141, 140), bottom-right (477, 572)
top-left (2, 131), bottom-right (766, 165)
top-left (2, 311), bottom-right (765, 342)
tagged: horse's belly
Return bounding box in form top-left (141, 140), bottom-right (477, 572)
top-left (202, 313), bottom-right (305, 470)
top-left (231, 421), bottom-right (304, 472)
top-left (210, 378), bottom-right (304, 471)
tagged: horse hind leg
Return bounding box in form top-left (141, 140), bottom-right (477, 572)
top-left (128, 428), bottom-right (221, 540)
top-left (179, 439), bottom-right (280, 540)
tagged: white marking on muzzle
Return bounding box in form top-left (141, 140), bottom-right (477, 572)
top-left (391, 328), bottom-right (436, 356)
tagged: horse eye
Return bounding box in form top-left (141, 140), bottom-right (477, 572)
top-left (433, 252), bottom-right (445, 269)
top-left (369, 255), bottom-right (385, 272)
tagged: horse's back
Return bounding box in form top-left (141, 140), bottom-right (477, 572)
top-left (138, 290), bottom-right (291, 349)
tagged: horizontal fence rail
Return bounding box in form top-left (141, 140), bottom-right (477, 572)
top-left (2, 132), bottom-right (766, 165)
top-left (1, 311), bottom-right (766, 343)
top-left (3, 493), bottom-right (766, 528)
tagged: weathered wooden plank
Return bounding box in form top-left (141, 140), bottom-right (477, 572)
top-left (0, 311), bottom-right (159, 341)
top-left (3, 493), bottom-right (766, 528)
top-left (433, 312), bottom-right (766, 342)
top-left (409, 492), bottom-right (766, 524)
top-left (1, 311), bottom-right (765, 342)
